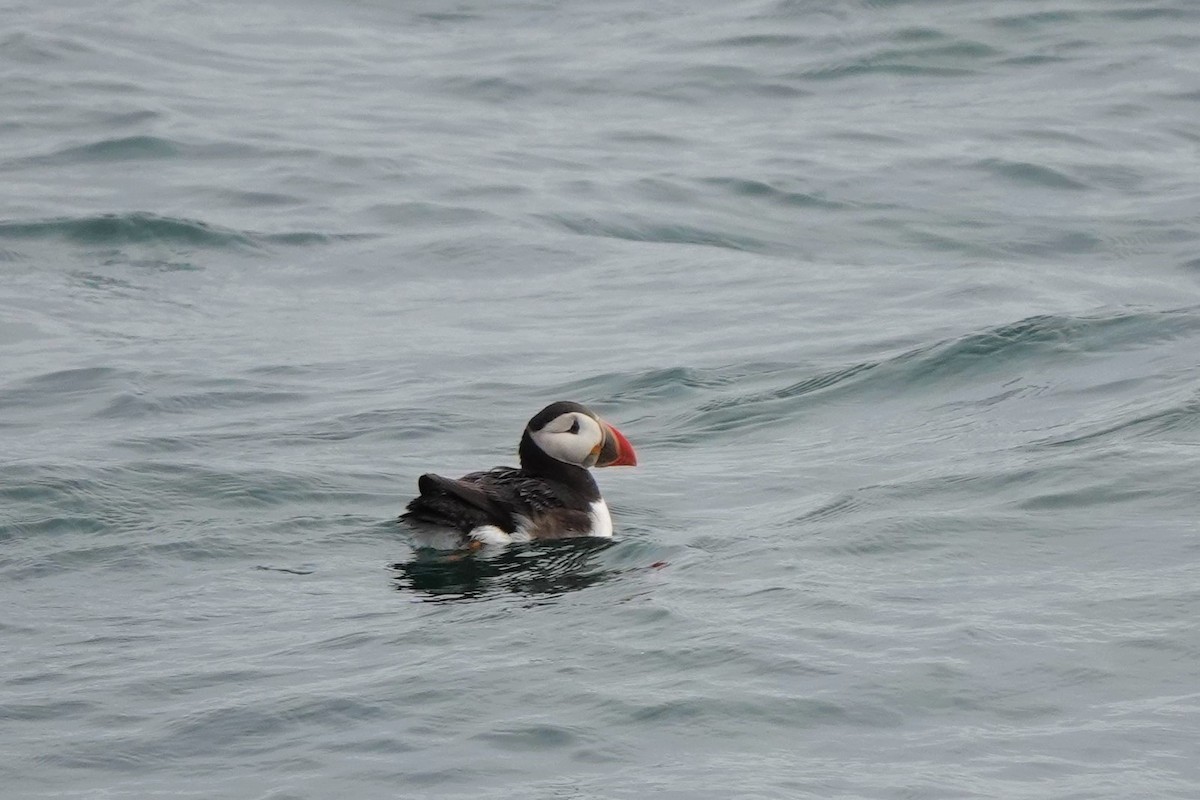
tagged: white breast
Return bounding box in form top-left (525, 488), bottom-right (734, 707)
top-left (588, 499), bottom-right (613, 538)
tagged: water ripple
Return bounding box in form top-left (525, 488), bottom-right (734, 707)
top-left (0, 212), bottom-right (358, 250)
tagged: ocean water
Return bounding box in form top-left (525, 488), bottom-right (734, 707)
top-left (3, 0), bottom-right (1200, 797)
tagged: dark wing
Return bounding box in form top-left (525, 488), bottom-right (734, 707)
top-left (464, 468), bottom-right (595, 537)
top-left (400, 471), bottom-right (519, 533)
top-left (399, 468), bottom-right (590, 536)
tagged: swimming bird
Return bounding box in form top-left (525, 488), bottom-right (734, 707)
top-left (400, 401), bottom-right (637, 550)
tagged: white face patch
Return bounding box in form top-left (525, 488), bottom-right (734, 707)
top-left (530, 411), bottom-right (603, 467)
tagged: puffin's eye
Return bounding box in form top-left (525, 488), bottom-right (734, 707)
top-left (568, 418), bottom-right (580, 434)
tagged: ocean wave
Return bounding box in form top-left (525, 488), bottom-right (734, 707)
top-left (0, 213), bottom-right (254, 248)
top-left (0, 212), bottom-right (353, 250)
top-left (639, 306), bottom-right (1200, 438)
top-left (538, 212), bottom-right (770, 253)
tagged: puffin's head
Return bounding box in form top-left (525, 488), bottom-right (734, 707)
top-left (526, 401), bottom-right (637, 469)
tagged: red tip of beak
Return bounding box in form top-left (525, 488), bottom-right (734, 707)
top-left (605, 422), bottom-right (638, 467)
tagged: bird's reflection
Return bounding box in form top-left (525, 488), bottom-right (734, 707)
top-left (391, 538), bottom-right (620, 602)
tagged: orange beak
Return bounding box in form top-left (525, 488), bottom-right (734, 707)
top-left (595, 420), bottom-right (637, 467)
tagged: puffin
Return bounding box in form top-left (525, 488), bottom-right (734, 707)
top-left (400, 401), bottom-right (637, 550)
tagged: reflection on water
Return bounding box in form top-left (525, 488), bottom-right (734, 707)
top-left (391, 539), bottom-right (621, 602)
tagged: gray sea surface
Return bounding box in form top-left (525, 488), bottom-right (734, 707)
top-left (3, 1), bottom-right (1200, 797)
